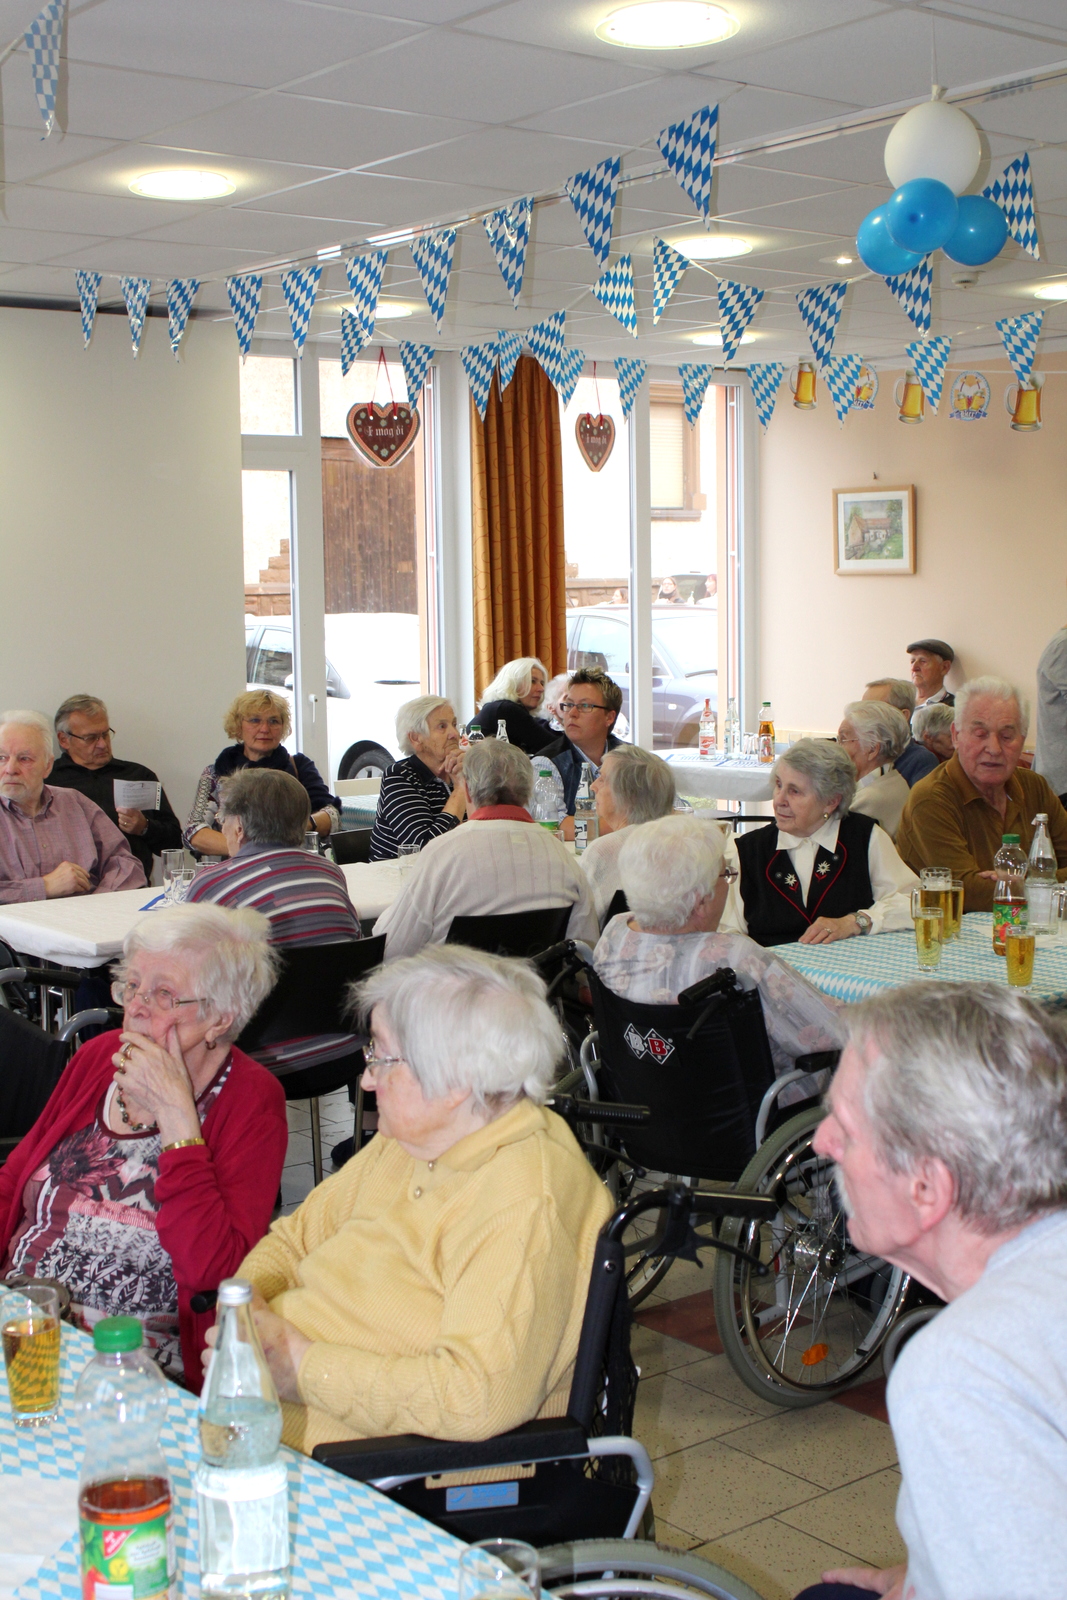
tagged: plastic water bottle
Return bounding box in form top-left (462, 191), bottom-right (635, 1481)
top-left (496, 719), bottom-right (509, 742)
top-left (758, 701), bottom-right (775, 764)
top-left (699, 697), bottom-right (716, 759)
top-left (74, 1316), bottom-right (175, 1600)
top-left (574, 762), bottom-right (599, 854)
top-left (468, 726), bottom-right (485, 742)
top-left (1027, 814), bottom-right (1058, 935)
top-left (531, 774), bottom-right (564, 836)
top-left (725, 698), bottom-right (740, 757)
top-left (992, 833), bottom-right (1028, 954)
top-left (196, 1280), bottom-right (290, 1600)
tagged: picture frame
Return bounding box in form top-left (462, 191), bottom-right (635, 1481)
top-left (833, 485), bottom-right (916, 576)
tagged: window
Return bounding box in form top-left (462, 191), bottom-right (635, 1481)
top-left (242, 470), bottom-right (292, 619)
top-left (650, 388), bottom-right (705, 520)
top-left (572, 613), bottom-right (629, 678)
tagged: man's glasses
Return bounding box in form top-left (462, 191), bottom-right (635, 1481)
top-left (363, 1045), bottom-right (406, 1072)
top-left (112, 980), bottom-right (208, 1013)
top-left (559, 699), bottom-right (608, 715)
top-left (66, 728), bottom-right (114, 745)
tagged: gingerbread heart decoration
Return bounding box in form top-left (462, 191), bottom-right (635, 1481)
top-left (346, 401), bottom-right (420, 468)
top-left (576, 412), bottom-right (615, 472)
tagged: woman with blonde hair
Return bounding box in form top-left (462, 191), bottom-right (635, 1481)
top-left (185, 689), bottom-right (340, 857)
top-left (473, 657), bottom-right (554, 753)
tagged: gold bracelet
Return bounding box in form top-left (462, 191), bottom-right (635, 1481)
top-left (162, 1137), bottom-right (206, 1152)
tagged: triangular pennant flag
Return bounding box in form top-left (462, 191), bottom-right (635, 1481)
top-left (399, 342), bottom-right (435, 409)
top-left (75, 270), bottom-right (101, 348)
top-left (883, 257), bottom-right (933, 337)
top-left (281, 264), bottom-right (322, 356)
top-left (166, 278), bottom-right (199, 359)
top-left (526, 310), bottom-right (566, 377)
top-left (462, 341), bottom-right (499, 420)
top-left (717, 281), bottom-right (764, 362)
top-left (120, 276), bottom-right (151, 357)
top-left (614, 356), bottom-right (646, 420)
top-left (409, 229), bottom-right (456, 330)
top-left (591, 253), bottom-right (637, 336)
top-left (679, 363), bottom-right (715, 426)
top-left (796, 283), bottom-right (848, 368)
top-left (995, 311), bottom-right (1043, 386)
top-left (496, 330), bottom-right (523, 391)
top-left (906, 335), bottom-right (952, 413)
top-left (483, 198), bottom-right (533, 306)
top-left (747, 363), bottom-right (785, 430)
top-left (657, 104), bottom-right (719, 220)
top-left (25, 0), bottom-right (65, 138)
top-left (345, 251), bottom-right (388, 328)
top-left (824, 355), bottom-right (864, 426)
top-left (340, 310), bottom-right (374, 377)
top-left (652, 237), bottom-right (689, 324)
top-left (227, 275), bottom-right (262, 360)
top-left (565, 155), bottom-right (620, 267)
top-left (983, 153), bottom-right (1039, 260)
top-left (553, 347), bottom-right (585, 408)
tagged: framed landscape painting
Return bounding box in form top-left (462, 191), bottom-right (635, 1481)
top-left (834, 486), bottom-right (916, 575)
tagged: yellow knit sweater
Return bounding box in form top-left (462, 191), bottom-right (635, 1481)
top-left (239, 1099), bottom-right (613, 1455)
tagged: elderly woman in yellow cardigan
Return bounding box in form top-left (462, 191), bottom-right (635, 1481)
top-left (217, 943), bottom-right (612, 1455)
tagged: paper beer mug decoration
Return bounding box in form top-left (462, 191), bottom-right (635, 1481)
top-left (575, 412), bottom-right (615, 472)
top-left (346, 401), bottom-right (421, 467)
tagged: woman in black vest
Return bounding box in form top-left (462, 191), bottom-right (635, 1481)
top-left (729, 739), bottom-right (918, 948)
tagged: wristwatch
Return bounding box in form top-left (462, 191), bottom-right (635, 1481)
top-left (854, 910), bottom-right (873, 936)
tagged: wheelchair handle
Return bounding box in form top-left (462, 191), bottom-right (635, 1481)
top-left (547, 1094), bottom-right (650, 1127)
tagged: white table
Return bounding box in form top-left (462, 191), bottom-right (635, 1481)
top-left (663, 750), bottom-right (776, 803)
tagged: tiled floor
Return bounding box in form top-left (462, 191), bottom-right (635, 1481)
top-left (277, 1105), bottom-right (905, 1600)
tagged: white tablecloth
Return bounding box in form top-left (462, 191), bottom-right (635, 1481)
top-left (663, 750), bottom-right (776, 803)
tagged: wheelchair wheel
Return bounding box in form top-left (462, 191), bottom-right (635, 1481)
top-left (615, 1171), bottom-right (688, 1308)
top-left (712, 1109), bottom-right (908, 1409)
top-left (540, 1539), bottom-right (765, 1600)
top-left (881, 1302), bottom-right (941, 1378)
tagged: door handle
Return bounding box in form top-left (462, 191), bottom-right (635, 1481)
top-left (308, 692), bottom-right (319, 725)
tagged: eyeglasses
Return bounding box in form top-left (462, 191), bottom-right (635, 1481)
top-left (559, 699), bottom-right (608, 715)
top-left (363, 1044), bottom-right (406, 1072)
top-left (244, 716), bottom-right (284, 728)
top-left (719, 864), bottom-right (739, 884)
top-left (65, 728), bottom-right (114, 745)
top-left (112, 980), bottom-right (208, 1013)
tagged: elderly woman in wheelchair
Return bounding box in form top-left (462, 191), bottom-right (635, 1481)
top-left (219, 942), bottom-right (613, 1455)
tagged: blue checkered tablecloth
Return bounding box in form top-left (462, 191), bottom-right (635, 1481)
top-left (775, 913), bottom-right (1067, 1005)
top-left (5, 1326), bottom-right (463, 1600)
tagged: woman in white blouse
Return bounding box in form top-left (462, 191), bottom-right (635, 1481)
top-left (721, 739), bottom-right (917, 947)
top-left (838, 700), bottom-right (911, 839)
top-left (580, 745), bottom-right (676, 927)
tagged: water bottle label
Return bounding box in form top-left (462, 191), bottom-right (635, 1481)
top-left (80, 1509), bottom-right (173, 1600)
top-left (574, 817), bottom-right (589, 852)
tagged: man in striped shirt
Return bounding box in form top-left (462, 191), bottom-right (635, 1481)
top-left (187, 768), bottom-right (360, 946)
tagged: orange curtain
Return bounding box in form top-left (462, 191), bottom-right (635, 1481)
top-left (471, 354), bottom-right (567, 699)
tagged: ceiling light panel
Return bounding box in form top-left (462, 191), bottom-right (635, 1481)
top-left (130, 169), bottom-right (235, 199)
top-left (596, 3), bottom-right (738, 49)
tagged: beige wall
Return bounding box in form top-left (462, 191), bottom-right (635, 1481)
top-left (0, 306), bottom-right (245, 820)
top-left (758, 365), bottom-right (1067, 740)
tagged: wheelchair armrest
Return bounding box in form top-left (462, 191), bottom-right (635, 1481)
top-left (312, 1416), bottom-right (589, 1483)
top-left (0, 967), bottom-right (89, 992)
top-left (546, 1094), bottom-right (650, 1127)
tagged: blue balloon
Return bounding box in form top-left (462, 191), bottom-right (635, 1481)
top-left (857, 204), bottom-right (925, 277)
top-left (943, 194), bottom-right (1008, 265)
top-left (886, 178), bottom-right (959, 254)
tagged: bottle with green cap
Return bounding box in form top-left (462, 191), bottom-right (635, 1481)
top-left (73, 1316), bottom-right (175, 1600)
top-left (992, 833), bottom-right (1028, 954)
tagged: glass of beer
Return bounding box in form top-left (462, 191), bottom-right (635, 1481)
top-left (1, 1283), bottom-right (61, 1428)
top-left (1005, 925), bottom-right (1036, 989)
top-left (911, 891), bottom-right (944, 972)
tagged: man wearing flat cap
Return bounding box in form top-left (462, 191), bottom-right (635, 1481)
top-left (908, 639), bottom-right (955, 708)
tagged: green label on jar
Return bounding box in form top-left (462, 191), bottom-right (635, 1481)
top-left (80, 1510), bottom-right (173, 1600)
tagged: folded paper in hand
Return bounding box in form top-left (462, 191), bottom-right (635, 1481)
top-left (114, 778), bottom-right (160, 811)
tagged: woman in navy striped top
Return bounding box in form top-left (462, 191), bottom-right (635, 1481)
top-left (370, 697), bottom-right (469, 861)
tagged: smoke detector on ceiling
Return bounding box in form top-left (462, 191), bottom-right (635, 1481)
top-left (951, 270), bottom-right (981, 288)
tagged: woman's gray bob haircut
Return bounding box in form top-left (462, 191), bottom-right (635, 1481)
top-left (116, 903), bottom-right (279, 1041)
top-left (480, 657), bottom-right (546, 706)
top-left (843, 701), bottom-right (910, 765)
top-left (601, 745), bottom-right (676, 825)
top-left (772, 739), bottom-right (856, 821)
top-left (464, 740), bottom-right (534, 810)
top-left (848, 981), bottom-right (1067, 1232)
top-left (396, 695), bottom-right (454, 755)
top-left (912, 702), bottom-right (955, 740)
top-left (954, 675), bottom-right (1030, 738)
top-left (352, 943), bottom-right (564, 1111)
top-left (620, 813), bottom-right (727, 932)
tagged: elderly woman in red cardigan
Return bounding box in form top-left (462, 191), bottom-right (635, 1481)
top-left (0, 902), bottom-right (287, 1387)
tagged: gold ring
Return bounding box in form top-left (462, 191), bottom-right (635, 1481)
top-left (119, 1043), bottom-right (133, 1063)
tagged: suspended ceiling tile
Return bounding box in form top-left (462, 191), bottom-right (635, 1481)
top-left (712, 164), bottom-right (858, 213)
top-left (0, 228), bottom-right (109, 263)
top-left (1027, 147), bottom-right (1067, 204)
top-left (717, 182), bottom-right (889, 234)
top-left (0, 184), bottom-right (198, 236)
top-left (956, 0), bottom-right (1067, 28)
top-left (27, 143), bottom-right (340, 199)
top-left (236, 171), bottom-right (513, 227)
top-left (377, 124), bottom-right (622, 190)
top-left (974, 82), bottom-right (1067, 141)
top-left (514, 73), bottom-right (742, 145)
top-left (140, 207), bottom-right (356, 254)
top-left (0, 127), bottom-right (123, 186)
top-left (706, 85), bottom-right (862, 143)
top-left (0, 60), bottom-right (254, 143)
top-left (48, 236), bottom-right (268, 275)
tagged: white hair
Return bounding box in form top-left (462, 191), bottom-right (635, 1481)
top-left (619, 813), bottom-right (727, 932)
top-left (772, 739), bottom-right (856, 821)
top-left (865, 678), bottom-right (916, 714)
top-left (0, 710), bottom-right (54, 754)
top-left (954, 675), bottom-right (1031, 739)
top-left (912, 702), bottom-right (955, 740)
top-left (842, 701), bottom-right (910, 764)
top-left (601, 745), bottom-right (676, 825)
top-left (848, 983), bottom-right (1067, 1232)
top-left (463, 740), bottom-right (534, 810)
top-left (480, 657), bottom-right (546, 706)
top-left (395, 695), bottom-right (454, 755)
top-left (115, 903), bottom-right (279, 1041)
top-left (543, 674), bottom-right (570, 717)
top-left (352, 943), bottom-right (564, 1111)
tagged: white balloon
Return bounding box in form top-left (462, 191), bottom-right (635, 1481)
top-left (884, 100), bottom-right (982, 195)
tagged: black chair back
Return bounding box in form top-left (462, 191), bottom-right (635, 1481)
top-left (588, 967), bottom-right (776, 1181)
top-left (445, 907), bottom-right (571, 959)
top-left (330, 828), bottom-right (373, 865)
top-left (604, 888), bottom-right (628, 923)
top-left (0, 1009), bottom-right (72, 1142)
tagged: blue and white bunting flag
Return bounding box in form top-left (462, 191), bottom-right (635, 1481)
top-left (717, 281), bottom-right (764, 362)
top-left (120, 276), bottom-right (151, 357)
top-left (496, 330), bottom-right (523, 392)
top-left (553, 347), bottom-right (585, 407)
top-left (526, 310), bottom-right (566, 378)
top-left (565, 155), bottom-right (620, 267)
top-left (340, 310), bottom-right (374, 377)
top-left (796, 282), bottom-right (848, 368)
top-left (409, 229), bottom-right (456, 330)
top-left (657, 104), bottom-right (718, 220)
top-left (483, 198), bottom-right (533, 306)
top-left (824, 355), bottom-right (863, 426)
top-left (679, 363), bottom-right (715, 426)
top-left (281, 265), bottom-right (322, 356)
top-left (614, 356), bottom-right (646, 420)
top-left (462, 341), bottom-right (499, 420)
top-left (906, 335), bottom-right (952, 412)
top-left (166, 278), bottom-right (199, 359)
top-left (652, 237), bottom-right (689, 324)
top-left (75, 270), bottom-right (101, 348)
top-left (25, 0), bottom-right (65, 138)
top-left (883, 258), bottom-right (933, 337)
top-left (747, 363), bottom-right (785, 430)
top-left (591, 253), bottom-right (637, 336)
top-left (345, 251), bottom-right (388, 328)
top-left (399, 342), bottom-right (435, 408)
top-left (227, 275), bottom-right (262, 360)
top-left (984, 153), bottom-right (1039, 260)
top-left (995, 311), bottom-right (1043, 386)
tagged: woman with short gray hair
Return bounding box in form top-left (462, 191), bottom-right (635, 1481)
top-left (230, 943), bottom-right (613, 1455)
top-left (370, 696), bottom-right (468, 859)
top-left (912, 701), bottom-right (955, 762)
top-left (839, 700), bottom-right (911, 839)
top-left (724, 738), bottom-right (918, 947)
top-left (580, 745), bottom-right (676, 927)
